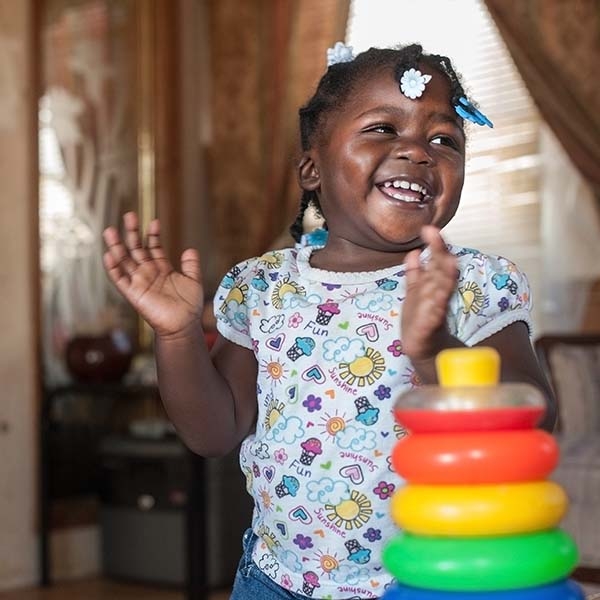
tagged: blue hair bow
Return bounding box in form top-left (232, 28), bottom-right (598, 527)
top-left (455, 96), bottom-right (493, 128)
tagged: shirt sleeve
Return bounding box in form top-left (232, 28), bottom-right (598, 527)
top-left (214, 258), bottom-right (256, 350)
top-left (448, 250), bottom-right (533, 346)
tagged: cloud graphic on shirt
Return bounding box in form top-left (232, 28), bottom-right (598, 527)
top-left (335, 425), bottom-right (377, 451)
top-left (249, 441), bottom-right (270, 460)
top-left (266, 415), bottom-right (304, 444)
top-left (355, 292), bottom-right (393, 312)
top-left (322, 337), bottom-right (364, 363)
top-left (330, 563), bottom-right (369, 584)
top-left (306, 477), bottom-right (349, 505)
top-left (222, 300), bottom-right (249, 333)
top-left (259, 314), bottom-right (285, 334)
top-left (277, 548), bottom-right (302, 573)
top-left (257, 552), bottom-right (279, 578)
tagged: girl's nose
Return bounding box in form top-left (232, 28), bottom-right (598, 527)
top-left (392, 139), bottom-right (434, 166)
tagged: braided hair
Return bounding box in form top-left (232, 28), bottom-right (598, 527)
top-left (290, 43), bottom-right (468, 243)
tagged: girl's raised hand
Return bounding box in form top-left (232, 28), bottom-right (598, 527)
top-left (103, 212), bottom-right (204, 340)
top-left (401, 225), bottom-right (458, 362)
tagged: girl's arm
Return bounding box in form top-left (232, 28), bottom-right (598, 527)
top-left (155, 332), bottom-right (258, 456)
top-left (103, 212), bottom-right (258, 456)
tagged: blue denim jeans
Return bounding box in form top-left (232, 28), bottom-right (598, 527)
top-left (230, 529), bottom-right (316, 600)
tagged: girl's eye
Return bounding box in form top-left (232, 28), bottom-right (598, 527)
top-left (431, 135), bottom-right (460, 150)
top-left (367, 124), bottom-right (396, 135)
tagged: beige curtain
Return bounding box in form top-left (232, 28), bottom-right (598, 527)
top-left (207, 0), bottom-right (349, 278)
top-left (484, 0), bottom-right (600, 190)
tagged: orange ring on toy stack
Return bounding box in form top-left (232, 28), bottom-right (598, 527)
top-left (392, 429), bottom-right (558, 484)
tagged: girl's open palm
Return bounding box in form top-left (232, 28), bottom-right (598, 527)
top-left (103, 212), bottom-right (204, 339)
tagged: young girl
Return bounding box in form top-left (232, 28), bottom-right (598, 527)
top-left (103, 43), bottom-right (556, 600)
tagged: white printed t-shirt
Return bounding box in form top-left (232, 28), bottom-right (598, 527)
top-left (214, 243), bottom-right (533, 599)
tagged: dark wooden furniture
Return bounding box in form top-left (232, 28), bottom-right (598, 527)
top-left (39, 383), bottom-right (207, 600)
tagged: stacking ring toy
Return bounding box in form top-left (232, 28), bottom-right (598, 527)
top-left (382, 530), bottom-right (578, 591)
top-left (393, 405), bottom-right (544, 433)
top-left (392, 429), bottom-right (558, 484)
top-left (391, 481), bottom-right (567, 536)
top-left (381, 578), bottom-right (585, 600)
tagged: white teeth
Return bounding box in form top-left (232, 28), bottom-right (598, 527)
top-left (382, 179), bottom-right (427, 195)
top-left (392, 193), bottom-right (422, 203)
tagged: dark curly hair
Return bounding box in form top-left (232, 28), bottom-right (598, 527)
top-left (289, 43), bottom-right (469, 243)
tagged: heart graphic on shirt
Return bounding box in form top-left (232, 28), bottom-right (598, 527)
top-left (325, 389), bottom-right (335, 399)
top-left (338, 321), bottom-right (349, 330)
top-left (320, 461), bottom-right (332, 470)
top-left (266, 334), bottom-right (285, 351)
top-left (390, 310), bottom-right (399, 317)
top-left (275, 521), bottom-right (288, 537)
top-left (286, 385), bottom-right (298, 403)
top-left (371, 581), bottom-right (380, 588)
top-left (313, 529), bottom-right (325, 538)
top-left (289, 506), bottom-right (312, 524)
top-left (356, 323), bottom-right (379, 342)
top-left (388, 369), bottom-right (397, 376)
top-left (263, 467), bottom-right (275, 482)
top-left (302, 365), bottom-right (325, 383)
top-left (339, 464), bottom-right (364, 485)
top-left (252, 309), bottom-right (260, 316)
top-left (374, 450), bottom-right (383, 457)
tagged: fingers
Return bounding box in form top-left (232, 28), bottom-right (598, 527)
top-left (180, 248), bottom-right (202, 283)
top-left (146, 218), bottom-right (167, 260)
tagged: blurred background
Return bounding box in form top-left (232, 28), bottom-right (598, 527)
top-left (0, 0), bottom-right (599, 598)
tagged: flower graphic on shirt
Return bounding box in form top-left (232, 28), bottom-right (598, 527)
top-left (302, 394), bottom-right (322, 412)
top-left (387, 339), bottom-right (404, 357)
top-left (374, 384), bottom-right (391, 401)
top-left (325, 490), bottom-right (373, 530)
top-left (293, 533), bottom-right (314, 550)
top-left (373, 481), bottom-right (395, 500)
top-left (288, 312), bottom-right (303, 328)
top-left (280, 574), bottom-right (293, 589)
top-left (338, 348), bottom-right (386, 387)
top-left (498, 297), bottom-right (510, 312)
top-left (363, 527), bottom-right (381, 542)
top-left (273, 448), bottom-right (288, 464)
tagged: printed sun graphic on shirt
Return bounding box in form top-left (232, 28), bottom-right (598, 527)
top-left (313, 549), bottom-right (341, 578)
top-left (258, 250), bottom-right (285, 269)
top-left (260, 356), bottom-right (288, 385)
top-left (271, 275), bottom-right (306, 309)
top-left (264, 397), bottom-right (286, 432)
top-left (319, 411), bottom-right (349, 441)
top-left (337, 348), bottom-right (386, 387)
top-left (219, 282), bottom-right (249, 313)
top-left (325, 490), bottom-right (373, 530)
top-left (459, 281), bottom-right (485, 315)
top-left (258, 486), bottom-right (274, 512)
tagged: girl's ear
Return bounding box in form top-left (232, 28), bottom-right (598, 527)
top-left (298, 154), bottom-right (320, 191)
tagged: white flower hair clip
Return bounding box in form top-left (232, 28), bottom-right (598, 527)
top-left (327, 42), bottom-right (354, 67)
top-left (400, 68), bottom-right (432, 100)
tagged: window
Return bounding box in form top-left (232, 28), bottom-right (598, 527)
top-left (347, 0), bottom-right (544, 329)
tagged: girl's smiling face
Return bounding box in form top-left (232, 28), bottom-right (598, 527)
top-left (301, 64), bottom-right (465, 267)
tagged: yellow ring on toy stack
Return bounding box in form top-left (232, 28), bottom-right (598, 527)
top-left (391, 480), bottom-right (567, 536)
top-left (436, 346), bottom-right (500, 387)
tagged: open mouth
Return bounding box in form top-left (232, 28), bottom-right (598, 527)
top-left (377, 178), bottom-right (433, 205)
